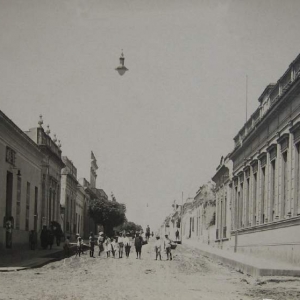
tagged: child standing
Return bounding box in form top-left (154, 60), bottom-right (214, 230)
top-left (164, 234), bottom-right (172, 261)
top-left (76, 237), bottom-right (83, 257)
top-left (118, 233), bottom-right (124, 258)
top-left (64, 236), bottom-right (70, 257)
top-left (104, 237), bottom-right (111, 258)
top-left (111, 237), bottom-right (119, 258)
top-left (134, 232), bottom-right (143, 259)
top-left (123, 233), bottom-right (131, 258)
top-left (89, 232), bottom-right (95, 258)
top-left (154, 236), bottom-right (162, 260)
top-left (98, 232), bottom-right (104, 256)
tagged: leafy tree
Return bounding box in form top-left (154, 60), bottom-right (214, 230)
top-left (115, 221), bottom-right (143, 233)
top-left (88, 198), bottom-right (126, 236)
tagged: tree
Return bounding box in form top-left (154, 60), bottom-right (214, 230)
top-left (88, 198), bottom-right (126, 236)
top-left (115, 221), bottom-right (143, 233)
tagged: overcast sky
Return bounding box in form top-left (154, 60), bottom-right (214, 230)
top-left (1, 0), bottom-right (300, 231)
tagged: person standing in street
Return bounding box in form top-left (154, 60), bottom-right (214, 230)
top-left (104, 237), bottom-right (111, 258)
top-left (111, 237), bottom-right (119, 258)
top-left (154, 236), bottom-right (162, 261)
top-left (145, 225), bottom-right (150, 242)
top-left (118, 233), bottom-right (124, 258)
top-left (175, 229), bottom-right (180, 241)
top-left (123, 232), bottom-right (131, 258)
top-left (98, 232), bottom-right (104, 256)
top-left (64, 236), bottom-right (71, 257)
top-left (164, 234), bottom-right (172, 261)
top-left (40, 226), bottom-right (48, 249)
top-left (76, 237), bottom-right (83, 257)
top-left (48, 227), bottom-right (54, 250)
top-left (29, 230), bottom-right (37, 250)
top-left (89, 232), bottom-right (95, 258)
top-left (134, 232), bottom-right (143, 259)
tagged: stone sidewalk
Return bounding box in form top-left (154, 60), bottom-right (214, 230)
top-left (183, 238), bottom-right (300, 277)
top-left (0, 243), bottom-right (80, 272)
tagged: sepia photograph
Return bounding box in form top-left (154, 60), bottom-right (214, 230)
top-left (1, 0), bottom-right (300, 299)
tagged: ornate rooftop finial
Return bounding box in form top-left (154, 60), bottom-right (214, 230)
top-left (57, 140), bottom-right (61, 149)
top-left (115, 49), bottom-right (128, 76)
top-left (46, 125), bottom-right (50, 135)
top-left (38, 115), bottom-right (43, 128)
top-left (53, 134), bottom-right (57, 143)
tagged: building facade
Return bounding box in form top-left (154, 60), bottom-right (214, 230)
top-left (228, 53), bottom-right (300, 264)
top-left (0, 111), bottom-right (44, 249)
top-left (212, 155), bottom-right (233, 250)
top-left (25, 119), bottom-right (65, 228)
top-left (60, 156), bottom-right (78, 239)
top-left (76, 183), bottom-right (87, 237)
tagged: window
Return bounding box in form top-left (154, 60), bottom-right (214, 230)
top-left (234, 186), bottom-right (238, 230)
top-left (252, 173), bottom-right (257, 225)
top-left (6, 147), bottom-right (16, 165)
top-left (26, 182), bottom-right (30, 231)
top-left (245, 178), bottom-right (250, 226)
top-left (34, 187), bottom-right (38, 231)
top-left (261, 167), bottom-right (266, 224)
top-left (16, 177), bottom-right (21, 230)
top-left (296, 143), bottom-right (300, 215)
top-left (270, 160), bottom-right (276, 221)
top-left (239, 183), bottom-right (243, 228)
top-left (281, 151), bottom-right (288, 218)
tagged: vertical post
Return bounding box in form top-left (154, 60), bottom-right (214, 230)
top-left (180, 192), bottom-right (183, 244)
top-left (246, 75), bottom-right (248, 123)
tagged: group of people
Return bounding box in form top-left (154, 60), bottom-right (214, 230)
top-left (69, 230), bottom-right (174, 261)
top-left (89, 231), bottom-right (144, 259)
top-left (154, 234), bottom-right (173, 261)
top-left (40, 224), bottom-right (63, 250)
top-left (40, 226), bottom-right (55, 250)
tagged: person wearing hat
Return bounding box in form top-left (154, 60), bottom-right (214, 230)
top-left (134, 232), bottom-right (143, 259)
top-left (123, 232), bottom-right (132, 258)
top-left (164, 234), bottom-right (172, 261)
top-left (154, 236), bottom-right (162, 261)
top-left (98, 232), bottom-right (104, 256)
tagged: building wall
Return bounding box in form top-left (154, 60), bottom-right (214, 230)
top-left (229, 54), bottom-right (300, 264)
top-left (0, 113), bottom-right (43, 249)
top-left (26, 126), bottom-right (64, 228)
top-left (232, 222), bottom-right (300, 265)
top-left (76, 186), bottom-right (86, 237)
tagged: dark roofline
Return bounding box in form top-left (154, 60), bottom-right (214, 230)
top-left (0, 110), bottom-right (42, 153)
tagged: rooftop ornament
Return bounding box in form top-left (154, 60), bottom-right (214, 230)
top-left (115, 50), bottom-right (128, 76)
top-left (46, 125), bottom-right (51, 135)
top-left (38, 115), bottom-right (43, 128)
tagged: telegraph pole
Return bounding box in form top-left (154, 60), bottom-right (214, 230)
top-left (246, 75), bottom-right (248, 122)
top-left (180, 192), bottom-right (183, 244)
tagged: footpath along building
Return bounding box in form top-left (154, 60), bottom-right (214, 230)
top-left (227, 53), bottom-right (300, 265)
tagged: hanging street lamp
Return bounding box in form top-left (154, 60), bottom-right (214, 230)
top-left (115, 50), bottom-right (128, 76)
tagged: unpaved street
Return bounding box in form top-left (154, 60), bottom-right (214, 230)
top-left (1, 240), bottom-right (300, 300)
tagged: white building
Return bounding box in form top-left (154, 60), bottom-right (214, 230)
top-left (0, 111), bottom-right (44, 249)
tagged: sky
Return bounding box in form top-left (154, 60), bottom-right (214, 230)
top-left (1, 0), bottom-right (300, 231)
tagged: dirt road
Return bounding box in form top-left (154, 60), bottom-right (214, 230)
top-left (1, 239), bottom-right (300, 300)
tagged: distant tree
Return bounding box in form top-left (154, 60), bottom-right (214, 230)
top-left (88, 198), bottom-right (126, 236)
top-left (111, 192), bottom-right (117, 202)
top-left (115, 221), bottom-right (143, 233)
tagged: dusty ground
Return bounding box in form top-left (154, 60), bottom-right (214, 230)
top-left (1, 239), bottom-right (300, 300)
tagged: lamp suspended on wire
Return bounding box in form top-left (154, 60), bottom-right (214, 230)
top-left (115, 50), bottom-right (128, 76)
